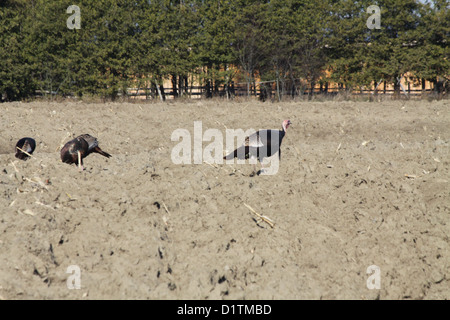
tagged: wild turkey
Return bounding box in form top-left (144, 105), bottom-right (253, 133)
top-left (15, 137), bottom-right (36, 160)
top-left (61, 134), bottom-right (111, 171)
top-left (223, 119), bottom-right (291, 176)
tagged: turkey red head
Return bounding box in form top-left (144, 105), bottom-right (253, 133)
top-left (282, 119), bottom-right (291, 132)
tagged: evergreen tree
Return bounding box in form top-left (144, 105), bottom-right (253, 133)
top-left (409, 0), bottom-right (449, 94)
top-left (195, 0), bottom-right (236, 98)
top-left (0, 0), bottom-right (35, 101)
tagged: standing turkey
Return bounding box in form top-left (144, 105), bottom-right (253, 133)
top-left (223, 119), bottom-right (291, 176)
top-left (61, 134), bottom-right (111, 171)
top-left (15, 137), bottom-right (36, 160)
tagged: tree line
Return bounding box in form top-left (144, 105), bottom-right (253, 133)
top-left (0, 0), bottom-right (448, 101)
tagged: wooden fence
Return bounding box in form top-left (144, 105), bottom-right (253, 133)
top-left (34, 79), bottom-right (447, 100)
top-left (126, 82), bottom-right (445, 100)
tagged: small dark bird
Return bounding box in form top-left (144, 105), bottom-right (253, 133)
top-left (15, 137), bottom-right (36, 160)
top-left (60, 134), bottom-right (111, 171)
top-left (223, 120), bottom-right (291, 176)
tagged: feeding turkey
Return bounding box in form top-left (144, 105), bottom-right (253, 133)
top-left (15, 137), bottom-right (36, 160)
top-left (61, 134), bottom-right (111, 171)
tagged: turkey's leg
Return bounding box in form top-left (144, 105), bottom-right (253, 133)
top-left (77, 151), bottom-right (84, 172)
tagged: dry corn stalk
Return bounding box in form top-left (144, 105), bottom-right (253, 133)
top-left (16, 146), bottom-right (36, 159)
top-left (243, 203), bottom-right (275, 228)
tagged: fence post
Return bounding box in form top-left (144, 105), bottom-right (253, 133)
top-left (276, 79), bottom-right (280, 102)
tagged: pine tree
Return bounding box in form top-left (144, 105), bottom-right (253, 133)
top-left (0, 0), bottom-right (35, 101)
top-left (195, 0), bottom-right (236, 98)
